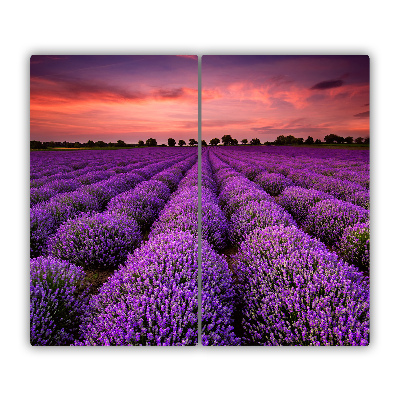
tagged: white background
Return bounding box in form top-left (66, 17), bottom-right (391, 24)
top-left (1, 1), bottom-right (398, 398)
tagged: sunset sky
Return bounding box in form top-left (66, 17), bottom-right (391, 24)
top-left (31, 55), bottom-right (369, 144)
top-left (30, 55), bottom-right (198, 144)
top-left (202, 55), bottom-right (369, 142)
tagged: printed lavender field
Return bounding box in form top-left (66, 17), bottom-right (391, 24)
top-left (204, 145), bottom-right (369, 346)
top-left (30, 147), bottom-right (202, 346)
top-left (30, 145), bottom-right (369, 346)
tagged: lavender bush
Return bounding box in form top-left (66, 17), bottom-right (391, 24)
top-left (254, 171), bottom-right (294, 196)
top-left (77, 231), bottom-right (198, 346)
top-left (30, 256), bottom-right (90, 346)
top-left (228, 200), bottom-right (296, 246)
top-left (338, 221), bottom-right (370, 272)
top-left (48, 212), bottom-right (142, 270)
top-left (234, 225), bottom-right (369, 345)
top-left (303, 199), bottom-right (369, 246)
top-left (106, 189), bottom-right (166, 230)
top-left (277, 186), bottom-right (334, 223)
top-left (30, 201), bottom-right (77, 257)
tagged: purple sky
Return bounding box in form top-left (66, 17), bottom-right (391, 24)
top-left (202, 55), bottom-right (369, 142)
top-left (31, 55), bottom-right (198, 144)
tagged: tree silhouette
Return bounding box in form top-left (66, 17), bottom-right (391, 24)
top-left (210, 138), bottom-right (220, 146)
top-left (222, 135), bottom-right (234, 145)
top-left (355, 137), bottom-right (364, 144)
top-left (168, 138), bottom-right (176, 147)
top-left (305, 136), bottom-right (314, 144)
top-left (146, 138), bottom-right (157, 146)
top-left (178, 140), bottom-right (186, 147)
top-left (344, 136), bottom-right (354, 144)
top-left (250, 138), bottom-right (261, 145)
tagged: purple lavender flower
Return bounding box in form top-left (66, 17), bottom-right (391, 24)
top-left (106, 188), bottom-right (166, 230)
top-left (254, 171), bottom-right (294, 196)
top-left (303, 199), bottom-right (369, 246)
top-left (228, 200), bottom-right (296, 246)
top-left (30, 256), bottom-right (90, 345)
top-left (338, 221), bottom-right (370, 272)
top-left (48, 212), bottom-right (142, 270)
top-left (234, 225), bottom-right (369, 346)
top-left (76, 231), bottom-right (199, 346)
top-left (277, 186), bottom-right (334, 223)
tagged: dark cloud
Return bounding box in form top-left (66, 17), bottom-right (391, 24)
top-left (310, 79), bottom-right (344, 90)
top-left (155, 88), bottom-right (184, 99)
top-left (31, 77), bottom-right (147, 102)
top-left (353, 111), bottom-right (369, 118)
top-left (31, 75), bottom-right (194, 104)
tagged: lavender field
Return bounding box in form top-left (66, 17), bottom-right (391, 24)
top-left (204, 146), bottom-right (369, 345)
top-left (30, 146), bottom-right (369, 346)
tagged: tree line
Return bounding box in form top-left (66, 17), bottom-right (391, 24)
top-left (30, 138), bottom-right (200, 149)
top-left (31, 134), bottom-right (369, 149)
top-left (204, 134), bottom-right (369, 146)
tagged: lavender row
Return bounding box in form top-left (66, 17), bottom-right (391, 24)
top-left (233, 225), bottom-right (369, 345)
top-left (30, 156), bottom-right (192, 258)
top-left (47, 157), bottom-right (197, 270)
top-left (209, 150), bottom-right (296, 247)
top-left (211, 149), bottom-right (370, 271)
top-left (75, 162), bottom-right (201, 345)
top-left (200, 152), bottom-right (239, 345)
top-left (31, 152), bottom-right (198, 345)
top-left (215, 147), bottom-right (369, 208)
top-left (146, 160), bottom-right (238, 345)
top-left (30, 147), bottom-right (193, 181)
top-left (30, 151), bottom-right (188, 205)
top-left (77, 158), bottom-right (238, 345)
top-left (30, 256), bottom-right (90, 345)
top-left (208, 148), bottom-right (369, 345)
